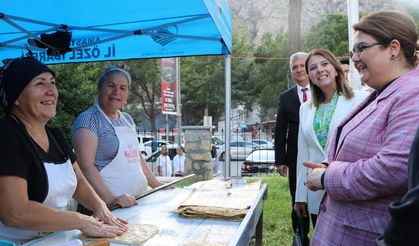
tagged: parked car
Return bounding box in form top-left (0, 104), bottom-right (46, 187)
top-left (138, 134), bottom-right (155, 156)
top-left (137, 134), bottom-right (155, 145)
top-left (219, 141), bottom-right (259, 161)
top-left (140, 140), bottom-right (172, 157)
top-left (212, 136), bottom-right (224, 161)
top-left (145, 144), bottom-right (178, 175)
top-left (251, 139), bottom-right (274, 149)
top-left (145, 144), bottom-right (220, 176)
top-left (212, 136), bottom-right (224, 146)
top-left (241, 149), bottom-right (276, 176)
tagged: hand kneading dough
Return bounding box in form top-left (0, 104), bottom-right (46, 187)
top-left (81, 224), bottom-right (159, 245)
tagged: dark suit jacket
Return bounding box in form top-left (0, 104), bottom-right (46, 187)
top-left (377, 126), bottom-right (419, 246)
top-left (274, 86), bottom-right (301, 168)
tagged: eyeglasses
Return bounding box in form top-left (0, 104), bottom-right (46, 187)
top-left (349, 42), bottom-right (383, 58)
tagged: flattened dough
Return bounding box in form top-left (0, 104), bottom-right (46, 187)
top-left (81, 224), bottom-right (159, 245)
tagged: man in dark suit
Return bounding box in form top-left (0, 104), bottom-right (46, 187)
top-left (275, 52), bottom-right (310, 244)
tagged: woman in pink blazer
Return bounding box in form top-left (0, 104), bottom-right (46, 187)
top-left (294, 49), bottom-right (369, 229)
top-left (305, 10), bottom-right (419, 245)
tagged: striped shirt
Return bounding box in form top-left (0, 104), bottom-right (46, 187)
top-left (71, 106), bottom-right (135, 171)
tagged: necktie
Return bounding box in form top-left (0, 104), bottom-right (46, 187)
top-left (302, 88), bottom-right (308, 102)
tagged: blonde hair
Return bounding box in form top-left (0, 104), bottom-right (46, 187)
top-left (305, 49), bottom-right (354, 107)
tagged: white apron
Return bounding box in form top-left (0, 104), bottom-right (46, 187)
top-left (0, 159), bottom-right (77, 243)
top-left (97, 105), bottom-right (148, 198)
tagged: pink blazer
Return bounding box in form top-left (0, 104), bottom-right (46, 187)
top-left (312, 69), bottom-right (419, 245)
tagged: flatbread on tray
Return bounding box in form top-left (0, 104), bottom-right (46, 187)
top-left (80, 224), bottom-right (159, 245)
top-left (177, 205), bottom-right (247, 221)
top-left (176, 180), bottom-right (261, 221)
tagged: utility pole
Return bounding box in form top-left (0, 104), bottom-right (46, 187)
top-left (347, 0), bottom-right (362, 89)
top-left (176, 57), bottom-right (182, 146)
top-left (287, 0), bottom-right (302, 89)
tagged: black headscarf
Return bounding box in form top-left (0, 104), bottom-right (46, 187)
top-left (0, 57), bottom-right (55, 109)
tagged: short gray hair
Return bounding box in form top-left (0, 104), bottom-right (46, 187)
top-left (289, 52), bottom-right (308, 68)
top-left (97, 64), bottom-right (131, 91)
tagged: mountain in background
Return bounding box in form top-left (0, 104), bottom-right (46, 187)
top-left (227, 0), bottom-right (418, 44)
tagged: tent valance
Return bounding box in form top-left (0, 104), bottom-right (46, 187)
top-left (0, 0), bottom-right (232, 64)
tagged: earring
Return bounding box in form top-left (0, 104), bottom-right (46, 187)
top-left (391, 55), bottom-right (395, 60)
top-left (14, 100), bottom-right (19, 106)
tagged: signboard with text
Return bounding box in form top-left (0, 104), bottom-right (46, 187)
top-left (160, 58), bottom-right (178, 115)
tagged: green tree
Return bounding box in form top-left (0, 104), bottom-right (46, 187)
top-left (231, 33), bottom-right (257, 111)
top-left (49, 62), bottom-right (103, 143)
top-left (253, 13), bottom-right (350, 121)
top-left (252, 33), bottom-right (289, 120)
top-left (124, 59), bottom-right (161, 135)
top-left (406, 6), bottom-right (419, 32)
top-left (303, 13), bottom-right (349, 56)
top-left (180, 31), bottom-right (256, 125)
top-left (181, 55), bottom-right (225, 125)
top-left (49, 60), bottom-right (165, 140)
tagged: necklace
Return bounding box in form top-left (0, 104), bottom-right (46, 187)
top-left (313, 92), bottom-right (339, 150)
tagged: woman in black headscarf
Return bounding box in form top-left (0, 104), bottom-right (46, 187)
top-left (0, 57), bottom-right (127, 244)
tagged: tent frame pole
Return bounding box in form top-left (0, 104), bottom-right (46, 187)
top-left (0, 12), bottom-right (220, 52)
top-left (224, 54), bottom-right (231, 178)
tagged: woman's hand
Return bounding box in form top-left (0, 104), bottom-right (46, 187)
top-left (109, 194), bottom-right (137, 208)
top-left (303, 161), bottom-right (328, 169)
top-left (303, 161), bottom-right (327, 191)
top-left (294, 202), bottom-right (308, 218)
top-left (80, 215), bottom-right (126, 238)
top-left (92, 202), bottom-right (128, 230)
top-left (153, 182), bottom-right (165, 189)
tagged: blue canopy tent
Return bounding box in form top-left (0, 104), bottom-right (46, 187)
top-left (0, 0), bottom-right (231, 62)
top-left (0, 0), bottom-right (234, 177)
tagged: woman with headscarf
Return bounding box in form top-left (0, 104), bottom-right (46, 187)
top-left (0, 57), bottom-right (127, 244)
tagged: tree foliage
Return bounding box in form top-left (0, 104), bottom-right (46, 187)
top-left (4, 9), bottom-right (418, 138)
top-left (47, 59), bottom-right (168, 141)
top-left (406, 6), bottom-right (419, 32)
top-left (180, 30), bottom-right (256, 125)
top-left (123, 59), bottom-right (161, 135)
top-left (180, 55), bottom-right (224, 125)
top-left (252, 33), bottom-right (289, 120)
top-left (49, 62), bottom-right (103, 142)
top-left (303, 14), bottom-right (349, 56)
top-left (231, 33), bottom-right (257, 110)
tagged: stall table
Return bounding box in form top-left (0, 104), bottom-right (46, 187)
top-left (22, 183), bottom-right (267, 246)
